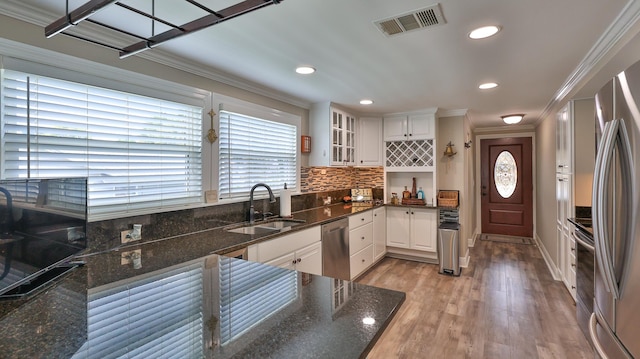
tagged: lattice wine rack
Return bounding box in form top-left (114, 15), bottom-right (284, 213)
top-left (385, 139), bottom-right (434, 167)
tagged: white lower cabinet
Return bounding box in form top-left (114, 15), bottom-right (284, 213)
top-left (350, 245), bottom-right (374, 279)
top-left (373, 207), bottom-right (386, 261)
top-left (253, 226), bottom-right (323, 275)
top-left (263, 241), bottom-right (322, 274)
top-left (386, 206), bottom-right (437, 256)
top-left (349, 210), bottom-right (374, 280)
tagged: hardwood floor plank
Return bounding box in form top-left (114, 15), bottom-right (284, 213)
top-left (359, 239), bottom-right (593, 358)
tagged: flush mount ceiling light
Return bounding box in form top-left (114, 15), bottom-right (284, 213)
top-left (295, 66), bottom-right (316, 75)
top-left (479, 82), bottom-right (498, 90)
top-left (502, 114), bottom-right (524, 124)
top-left (360, 99), bottom-right (374, 105)
top-left (469, 25), bottom-right (501, 39)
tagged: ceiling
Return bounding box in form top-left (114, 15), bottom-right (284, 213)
top-left (2, 0), bottom-right (640, 128)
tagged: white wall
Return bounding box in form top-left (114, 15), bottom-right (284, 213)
top-left (535, 114), bottom-right (559, 267)
top-left (437, 116), bottom-right (469, 256)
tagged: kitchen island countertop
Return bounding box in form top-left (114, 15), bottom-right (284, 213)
top-left (0, 202), bottom-right (405, 358)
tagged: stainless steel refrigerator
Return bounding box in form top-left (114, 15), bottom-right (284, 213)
top-left (590, 59), bottom-right (640, 358)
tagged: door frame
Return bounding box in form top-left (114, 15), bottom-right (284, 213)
top-left (474, 131), bottom-right (537, 241)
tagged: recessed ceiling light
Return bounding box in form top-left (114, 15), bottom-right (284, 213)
top-left (501, 114), bottom-right (524, 124)
top-left (295, 66), bottom-right (315, 75)
top-left (479, 82), bottom-right (498, 90)
top-left (469, 25), bottom-right (501, 39)
top-left (360, 99), bottom-right (374, 105)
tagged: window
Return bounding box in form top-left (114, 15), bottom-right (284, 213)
top-left (1, 69), bottom-right (203, 218)
top-left (494, 150), bottom-right (517, 198)
top-left (218, 106), bottom-right (298, 199)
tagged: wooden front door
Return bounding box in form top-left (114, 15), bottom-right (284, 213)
top-left (480, 137), bottom-right (533, 237)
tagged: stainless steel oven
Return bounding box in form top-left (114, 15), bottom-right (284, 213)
top-left (573, 225), bottom-right (595, 345)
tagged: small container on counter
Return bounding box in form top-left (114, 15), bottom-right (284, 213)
top-left (391, 193), bottom-right (399, 205)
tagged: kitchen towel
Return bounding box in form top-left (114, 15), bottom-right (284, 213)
top-left (280, 188), bottom-right (292, 217)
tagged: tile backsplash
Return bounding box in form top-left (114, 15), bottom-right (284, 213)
top-left (300, 166), bottom-right (383, 192)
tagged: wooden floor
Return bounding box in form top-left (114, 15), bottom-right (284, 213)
top-left (357, 238), bottom-right (594, 358)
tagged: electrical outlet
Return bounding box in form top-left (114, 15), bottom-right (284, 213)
top-left (121, 249), bottom-right (141, 265)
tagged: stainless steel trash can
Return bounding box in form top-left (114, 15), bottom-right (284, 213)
top-left (438, 222), bottom-right (460, 276)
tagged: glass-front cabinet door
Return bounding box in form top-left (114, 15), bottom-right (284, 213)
top-left (331, 109), bottom-right (356, 165)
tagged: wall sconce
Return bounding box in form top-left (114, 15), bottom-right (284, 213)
top-left (301, 135), bottom-right (311, 153)
top-left (443, 142), bottom-right (457, 157)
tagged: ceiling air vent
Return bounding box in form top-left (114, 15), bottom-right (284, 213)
top-left (375, 4), bottom-right (446, 37)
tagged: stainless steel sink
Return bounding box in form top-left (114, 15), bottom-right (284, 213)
top-left (227, 226), bottom-right (279, 235)
top-left (254, 220), bottom-right (305, 229)
top-left (226, 219), bottom-right (305, 235)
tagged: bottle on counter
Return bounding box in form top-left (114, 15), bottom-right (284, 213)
top-left (402, 186), bottom-right (411, 199)
top-left (411, 177), bottom-right (417, 198)
top-left (417, 187), bottom-right (424, 200)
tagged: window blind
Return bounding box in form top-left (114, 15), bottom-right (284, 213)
top-left (219, 257), bottom-right (298, 345)
top-left (218, 110), bottom-right (296, 199)
top-left (71, 263), bottom-right (204, 359)
top-left (1, 70), bottom-right (203, 217)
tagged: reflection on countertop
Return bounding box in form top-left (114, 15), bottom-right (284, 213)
top-left (0, 248), bottom-right (404, 358)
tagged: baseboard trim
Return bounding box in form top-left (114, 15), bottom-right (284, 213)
top-left (385, 252), bottom-right (438, 265)
top-left (459, 252), bottom-right (470, 268)
top-left (468, 231), bottom-right (478, 247)
top-left (534, 234), bottom-right (562, 281)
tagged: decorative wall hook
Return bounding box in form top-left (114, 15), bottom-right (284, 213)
top-left (207, 109), bottom-right (218, 144)
top-left (464, 140), bottom-right (472, 148)
top-left (444, 142), bottom-right (457, 157)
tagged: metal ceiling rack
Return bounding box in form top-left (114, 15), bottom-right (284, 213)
top-left (45, 0), bottom-right (283, 59)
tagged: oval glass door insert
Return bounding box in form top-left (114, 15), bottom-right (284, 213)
top-left (494, 151), bottom-right (517, 198)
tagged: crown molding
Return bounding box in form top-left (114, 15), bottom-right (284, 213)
top-left (438, 109), bottom-right (468, 118)
top-left (0, 0), bottom-right (312, 110)
top-left (474, 124), bottom-right (535, 134)
top-left (537, 0), bottom-right (640, 125)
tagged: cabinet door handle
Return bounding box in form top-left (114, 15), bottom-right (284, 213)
top-left (362, 259), bottom-right (366, 263)
top-left (297, 258), bottom-right (302, 263)
top-left (361, 218), bottom-right (365, 221)
top-left (361, 236), bottom-right (365, 240)
top-left (409, 133), bottom-right (412, 136)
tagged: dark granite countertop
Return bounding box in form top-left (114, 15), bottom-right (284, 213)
top-left (0, 203), bottom-right (405, 358)
top-left (74, 202), bottom-right (384, 264)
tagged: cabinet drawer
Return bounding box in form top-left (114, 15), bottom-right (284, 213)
top-left (349, 210), bottom-right (372, 229)
top-left (349, 222), bottom-right (373, 255)
top-left (350, 245), bottom-right (374, 280)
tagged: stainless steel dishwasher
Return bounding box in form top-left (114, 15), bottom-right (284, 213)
top-left (321, 218), bottom-right (350, 280)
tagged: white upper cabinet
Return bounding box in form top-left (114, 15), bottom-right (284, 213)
top-left (309, 102), bottom-right (357, 166)
top-left (556, 102), bottom-right (573, 174)
top-left (384, 112), bottom-right (435, 141)
top-left (357, 117), bottom-right (383, 166)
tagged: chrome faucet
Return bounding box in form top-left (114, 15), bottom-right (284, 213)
top-left (249, 183), bottom-right (276, 224)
